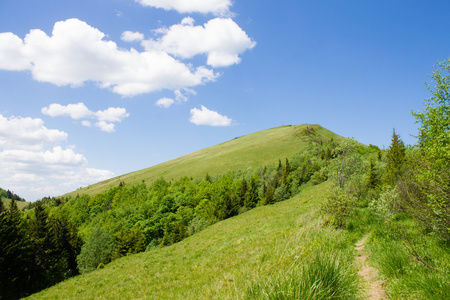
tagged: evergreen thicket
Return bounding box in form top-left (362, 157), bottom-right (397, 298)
top-left (0, 199), bottom-right (81, 299)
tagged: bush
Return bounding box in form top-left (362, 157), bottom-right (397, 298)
top-left (76, 227), bottom-right (115, 274)
top-left (321, 187), bottom-right (356, 228)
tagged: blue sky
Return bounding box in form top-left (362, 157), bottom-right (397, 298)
top-left (0, 0), bottom-right (449, 201)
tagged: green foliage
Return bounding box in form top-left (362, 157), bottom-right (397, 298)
top-left (64, 124), bottom-right (343, 197)
top-left (401, 58), bottom-right (450, 240)
top-left (412, 58), bottom-right (450, 173)
top-left (369, 186), bottom-right (398, 223)
top-left (368, 223), bottom-right (450, 299)
top-left (385, 129), bottom-right (406, 186)
top-left (321, 187), bottom-right (356, 228)
top-left (112, 227), bottom-right (146, 259)
top-left (0, 199), bottom-right (81, 299)
top-left (0, 199), bottom-right (33, 300)
top-left (77, 227), bottom-right (114, 274)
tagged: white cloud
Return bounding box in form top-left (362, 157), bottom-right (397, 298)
top-left (189, 105), bottom-right (232, 126)
top-left (41, 102), bottom-right (93, 119)
top-left (0, 114), bottom-right (114, 201)
top-left (95, 107), bottom-right (129, 122)
top-left (81, 120), bottom-right (92, 127)
top-left (0, 114), bottom-right (67, 151)
top-left (121, 31), bottom-right (144, 42)
top-left (42, 102), bottom-right (130, 132)
top-left (95, 121), bottom-right (116, 133)
top-left (0, 18), bottom-right (217, 97)
top-left (0, 32), bottom-right (31, 70)
top-left (143, 17), bottom-right (256, 67)
top-left (136, 0), bottom-right (233, 16)
top-left (0, 146), bottom-right (86, 166)
top-left (156, 97), bottom-right (175, 108)
top-left (156, 88), bottom-right (198, 108)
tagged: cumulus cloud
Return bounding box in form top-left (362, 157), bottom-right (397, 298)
top-left (42, 102), bottom-right (130, 132)
top-left (0, 114), bottom-right (67, 151)
top-left (0, 18), bottom-right (217, 97)
top-left (121, 31), bottom-right (144, 42)
top-left (136, 0), bottom-right (233, 16)
top-left (189, 105), bottom-right (232, 126)
top-left (143, 17), bottom-right (256, 67)
top-left (0, 114), bottom-right (114, 201)
top-left (156, 97), bottom-right (175, 108)
top-left (41, 102), bottom-right (93, 119)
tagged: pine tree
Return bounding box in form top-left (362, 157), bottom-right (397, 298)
top-left (385, 129), bottom-right (406, 186)
top-left (0, 199), bottom-right (33, 299)
top-left (238, 178), bottom-right (247, 207)
top-left (244, 173), bottom-right (260, 209)
top-left (282, 158), bottom-right (291, 185)
top-left (367, 159), bottom-right (378, 189)
top-left (29, 201), bottom-right (59, 290)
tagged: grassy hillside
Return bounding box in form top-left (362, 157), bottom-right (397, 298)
top-left (27, 181), bottom-right (362, 299)
top-left (0, 198), bottom-right (29, 210)
top-left (66, 124), bottom-right (343, 197)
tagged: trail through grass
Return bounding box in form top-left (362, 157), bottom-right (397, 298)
top-left (355, 234), bottom-right (387, 300)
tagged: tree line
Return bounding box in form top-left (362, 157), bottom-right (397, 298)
top-left (0, 188), bottom-right (25, 202)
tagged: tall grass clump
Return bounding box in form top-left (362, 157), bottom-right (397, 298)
top-left (367, 223), bottom-right (450, 299)
top-left (246, 251), bottom-right (359, 300)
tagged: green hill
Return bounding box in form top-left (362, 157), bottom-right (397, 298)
top-left (0, 198), bottom-right (29, 210)
top-left (66, 124), bottom-right (343, 198)
top-left (27, 181), bottom-right (361, 299)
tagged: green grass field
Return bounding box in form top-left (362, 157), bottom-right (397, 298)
top-left (65, 124), bottom-right (343, 198)
top-left (0, 198), bottom-right (29, 210)
top-left (27, 181), bottom-right (362, 299)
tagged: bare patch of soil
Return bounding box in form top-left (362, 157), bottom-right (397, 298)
top-left (355, 234), bottom-right (388, 299)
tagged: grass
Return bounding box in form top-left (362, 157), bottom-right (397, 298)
top-left (366, 218), bottom-right (450, 299)
top-left (64, 124), bottom-right (343, 197)
top-left (246, 251), bottom-right (360, 300)
top-left (26, 181), bottom-right (362, 299)
top-left (0, 198), bottom-right (29, 210)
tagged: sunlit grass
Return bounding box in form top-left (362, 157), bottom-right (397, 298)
top-left (65, 124), bottom-right (343, 197)
top-left (27, 181), bottom-right (363, 299)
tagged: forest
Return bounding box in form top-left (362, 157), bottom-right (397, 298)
top-left (1, 59), bottom-right (449, 299)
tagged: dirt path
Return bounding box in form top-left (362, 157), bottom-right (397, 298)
top-left (355, 234), bottom-right (388, 300)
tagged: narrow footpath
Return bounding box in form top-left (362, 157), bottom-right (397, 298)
top-left (355, 234), bottom-right (388, 300)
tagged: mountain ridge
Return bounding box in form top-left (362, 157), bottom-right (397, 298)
top-left (65, 124), bottom-right (344, 197)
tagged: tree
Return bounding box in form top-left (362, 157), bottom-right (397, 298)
top-left (367, 158), bottom-right (378, 189)
top-left (238, 178), bottom-right (247, 207)
top-left (0, 199), bottom-right (33, 299)
top-left (400, 58), bottom-right (450, 240)
top-left (412, 58), bottom-right (450, 172)
top-left (282, 158), bottom-right (291, 185)
top-left (244, 173), bottom-right (260, 209)
top-left (77, 227), bottom-right (115, 274)
top-left (385, 129), bottom-right (406, 186)
top-left (29, 201), bottom-right (56, 290)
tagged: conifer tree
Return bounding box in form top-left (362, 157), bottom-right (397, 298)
top-left (244, 173), bottom-right (260, 209)
top-left (239, 178), bottom-right (247, 207)
top-left (0, 199), bottom-right (33, 299)
top-left (367, 159), bottom-right (378, 189)
top-left (385, 129), bottom-right (406, 186)
top-left (282, 158), bottom-right (291, 185)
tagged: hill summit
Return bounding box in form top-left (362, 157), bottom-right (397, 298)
top-left (66, 124), bottom-right (343, 197)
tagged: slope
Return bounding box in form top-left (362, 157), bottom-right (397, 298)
top-left (27, 181), bottom-right (361, 299)
top-left (66, 124), bottom-right (343, 197)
